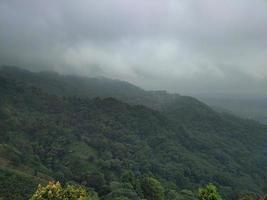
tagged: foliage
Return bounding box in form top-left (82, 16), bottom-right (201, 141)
top-left (0, 168), bottom-right (41, 200)
top-left (30, 181), bottom-right (95, 200)
top-left (165, 189), bottom-right (198, 200)
top-left (198, 183), bottom-right (223, 200)
top-left (141, 177), bottom-right (165, 200)
top-left (238, 193), bottom-right (259, 200)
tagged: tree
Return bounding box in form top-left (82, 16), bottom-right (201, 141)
top-left (198, 183), bottom-right (222, 200)
top-left (30, 181), bottom-right (95, 200)
top-left (165, 189), bottom-right (197, 200)
top-left (120, 171), bottom-right (143, 198)
top-left (121, 171), bottom-right (135, 185)
top-left (238, 193), bottom-right (259, 200)
top-left (261, 194), bottom-right (267, 200)
top-left (84, 172), bottom-right (106, 193)
top-left (141, 177), bottom-right (164, 200)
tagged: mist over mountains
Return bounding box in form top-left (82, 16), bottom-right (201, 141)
top-left (1, 0), bottom-right (267, 96)
top-left (199, 96), bottom-right (267, 125)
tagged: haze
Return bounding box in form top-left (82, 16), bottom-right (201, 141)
top-left (1, 0), bottom-right (267, 96)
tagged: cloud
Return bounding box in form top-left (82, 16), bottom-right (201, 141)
top-left (0, 0), bottom-right (267, 96)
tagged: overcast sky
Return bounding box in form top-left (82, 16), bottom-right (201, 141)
top-left (1, 0), bottom-right (267, 96)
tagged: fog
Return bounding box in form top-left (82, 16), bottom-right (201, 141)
top-left (1, 0), bottom-right (267, 96)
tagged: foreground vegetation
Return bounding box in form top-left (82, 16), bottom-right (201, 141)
top-left (29, 181), bottom-right (225, 200)
top-left (29, 181), bottom-right (267, 200)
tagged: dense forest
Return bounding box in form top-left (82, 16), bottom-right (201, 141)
top-left (1, 66), bottom-right (267, 200)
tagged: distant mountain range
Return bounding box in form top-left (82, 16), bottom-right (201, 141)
top-left (198, 96), bottom-right (267, 125)
top-left (1, 66), bottom-right (267, 200)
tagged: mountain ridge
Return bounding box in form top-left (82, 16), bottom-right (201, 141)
top-left (1, 66), bottom-right (267, 199)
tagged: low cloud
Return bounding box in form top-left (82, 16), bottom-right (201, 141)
top-left (0, 0), bottom-right (267, 96)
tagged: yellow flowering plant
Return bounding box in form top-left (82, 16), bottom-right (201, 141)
top-left (30, 181), bottom-right (91, 200)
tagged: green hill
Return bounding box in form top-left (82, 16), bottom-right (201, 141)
top-left (1, 66), bottom-right (267, 199)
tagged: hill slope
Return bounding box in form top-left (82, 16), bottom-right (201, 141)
top-left (1, 67), bottom-right (267, 199)
top-left (0, 66), bottom-right (182, 110)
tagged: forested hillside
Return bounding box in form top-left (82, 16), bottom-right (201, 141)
top-left (0, 66), bottom-right (184, 110)
top-left (1, 67), bottom-right (267, 200)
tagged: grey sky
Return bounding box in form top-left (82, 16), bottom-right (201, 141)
top-left (1, 0), bottom-right (267, 96)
